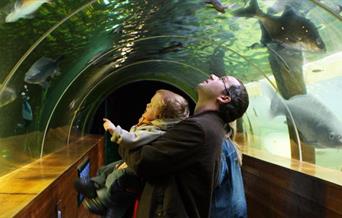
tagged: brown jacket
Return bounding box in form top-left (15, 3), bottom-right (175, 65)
top-left (119, 111), bottom-right (225, 218)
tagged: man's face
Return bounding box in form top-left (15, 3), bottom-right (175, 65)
top-left (197, 74), bottom-right (239, 98)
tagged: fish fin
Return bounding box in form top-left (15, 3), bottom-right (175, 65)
top-left (14, 0), bottom-right (22, 10)
top-left (24, 14), bottom-right (35, 19)
top-left (232, 0), bottom-right (261, 17)
top-left (259, 80), bottom-right (284, 118)
top-left (22, 98), bottom-right (33, 121)
top-left (259, 22), bottom-right (272, 45)
top-left (265, 43), bottom-right (291, 72)
top-left (41, 81), bottom-right (50, 89)
top-left (298, 130), bottom-right (317, 146)
top-left (282, 5), bottom-right (297, 18)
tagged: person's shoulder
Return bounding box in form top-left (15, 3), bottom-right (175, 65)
top-left (190, 111), bottom-right (223, 124)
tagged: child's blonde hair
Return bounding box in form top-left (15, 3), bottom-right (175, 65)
top-left (156, 89), bottom-right (190, 120)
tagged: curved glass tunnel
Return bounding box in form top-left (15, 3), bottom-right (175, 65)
top-left (0, 0), bottom-right (341, 177)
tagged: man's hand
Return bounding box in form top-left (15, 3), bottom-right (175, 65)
top-left (103, 118), bottom-right (115, 135)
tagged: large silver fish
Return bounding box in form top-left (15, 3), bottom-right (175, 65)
top-left (24, 56), bottom-right (63, 88)
top-left (6, 0), bottom-right (51, 23)
top-left (233, 0), bottom-right (326, 52)
top-left (0, 85), bottom-right (16, 108)
top-left (262, 82), bottom-right (342, 148)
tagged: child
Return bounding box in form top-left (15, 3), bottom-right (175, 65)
top-left (75, 89), bottom-right (190, 216)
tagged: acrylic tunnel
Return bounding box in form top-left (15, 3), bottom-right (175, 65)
top-left (0, 0), bottom-right (342, 217)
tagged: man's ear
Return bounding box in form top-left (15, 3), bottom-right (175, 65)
top-left (217, 95), bottom-right (231, 104)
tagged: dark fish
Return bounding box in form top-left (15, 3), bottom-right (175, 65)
top-left (205, 0), bottom-right (229, 13)
top-left (233, 0), bottom-right (326, 52)
top-left (22, 95), bottom-right (32, 121)
top-left (261, 81), bottom-right (342, 148)
top-left (24, 55), bottom-right (64, 88)
top-left (312, 69), bottom-right (323, 73)
top-left (0, 85), bottom-right (16, 107)
top-left (16, 93), bottom-right (32, 129)
top-left (158, 41), bottom-right (184, 54)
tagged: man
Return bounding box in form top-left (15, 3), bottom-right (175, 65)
top-left (119, 74), bottom-right (249, 218)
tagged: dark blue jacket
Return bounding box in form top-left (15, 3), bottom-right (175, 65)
top-left (211, 139), bottom-right (247, 218)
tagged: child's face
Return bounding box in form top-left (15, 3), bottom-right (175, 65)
top-left (141, 93), bottom-right (163, 122)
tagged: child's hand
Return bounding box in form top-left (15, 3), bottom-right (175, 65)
top-left (103, 118), bottom-right (115, 134)
top-left (116, 162), bottom-right (128, 170)
top-left (137, 116), bottom-right (152, 126)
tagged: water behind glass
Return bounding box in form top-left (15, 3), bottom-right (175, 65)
top-left (0, 0), bottom-right (341, 176)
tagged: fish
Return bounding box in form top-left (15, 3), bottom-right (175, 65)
top-left (24, 55), bottom-right (64, 88)
top-left (158, 41), bottom-right (184, 54)
top-left (233, 0), bottom-right (326, 52)
top-left (22, 95), bottom-right (32, 121)
top-left (5, 0), bottom-right (51, 23)
top-left (205, 0), bottom-right (239, 13)
top-left (261, 81), bottom-right (342, 148)
top-left (312, 69), bottom-right (323, 73)
top-left (0, 85), bottom-right (16, 107)
top-left (205, 0), bottom-right (229, 13)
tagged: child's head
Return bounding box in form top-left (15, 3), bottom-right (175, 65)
top-left (140, 89), bottom-right (189, 124)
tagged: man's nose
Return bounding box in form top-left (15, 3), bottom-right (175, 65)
top-left (209, 74), bottom-right (219, 80)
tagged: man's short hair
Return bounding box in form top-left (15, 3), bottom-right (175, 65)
top-left (218, 80), bottom-right (249, 123)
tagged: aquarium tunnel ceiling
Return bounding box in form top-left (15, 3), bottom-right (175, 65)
top-left (0, 0), bottom-right (342, 158)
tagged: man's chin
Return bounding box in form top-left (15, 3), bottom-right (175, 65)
top-left (197, 82), bottom-right (206, 88)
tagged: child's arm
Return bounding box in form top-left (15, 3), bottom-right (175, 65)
top-left (112, 125), bottom-right (164, 148)
top-left (103, 118), bottom-right (163, 148)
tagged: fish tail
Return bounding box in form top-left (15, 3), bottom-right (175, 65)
top-left (259, 80), bottom-right (284, 118)
top-left (233, 0), bottom-right (261, 17)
